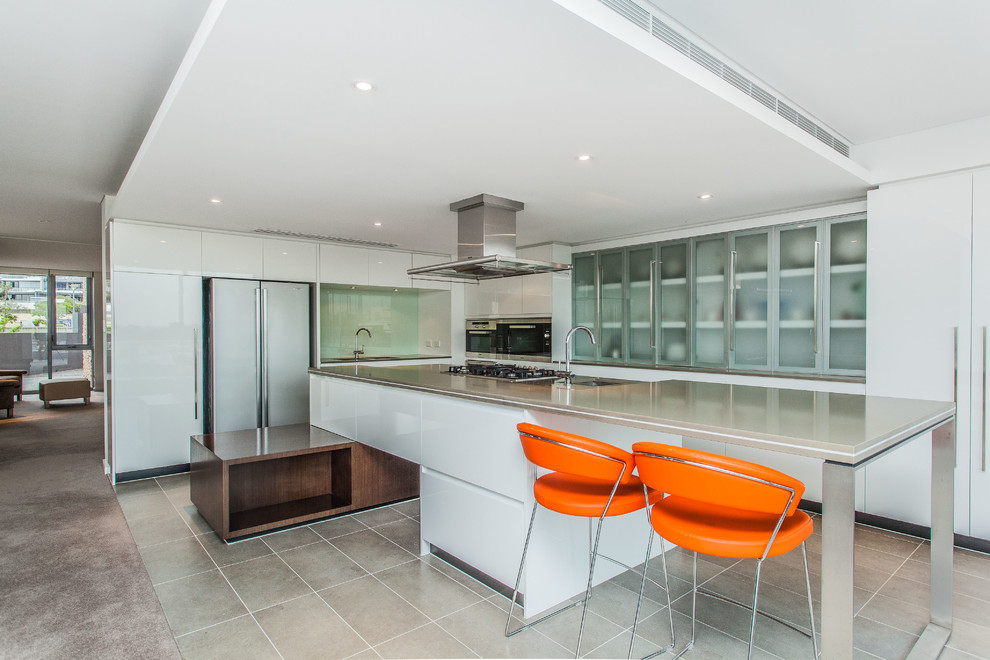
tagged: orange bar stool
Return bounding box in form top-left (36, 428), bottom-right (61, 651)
top-left (505, 423), bottom-right (673, 658)
top-left (631, 442), bottom-right (818, 660)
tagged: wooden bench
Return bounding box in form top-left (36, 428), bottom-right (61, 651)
top-left (191, 423), bottom-right (419, 541)
top-left (39, 378), bottom-right (91, 408)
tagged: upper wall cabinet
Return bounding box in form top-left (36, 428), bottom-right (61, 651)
top-left (321, 244), bottom-right (369, 285)
top-left (112, 222), bottom-right (202, 275)
top-left (201, 232), bottom-right (264, 279)
top-left (368, 250), bottom-right (412, 288)
top-left (571, 214), bottom-right (866, 378)
top-left (411, 253), bottom-right (451, 291)
top-left (263, 238), bottom-right (317, 282)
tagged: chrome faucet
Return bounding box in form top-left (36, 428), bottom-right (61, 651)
top-left (563, 325), bottom-right (595, 386)
top-left (354, 327), bottom-right (372, 358)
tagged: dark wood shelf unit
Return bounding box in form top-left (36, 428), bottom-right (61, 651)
top-left (191, 424), bottom-right (418, 541)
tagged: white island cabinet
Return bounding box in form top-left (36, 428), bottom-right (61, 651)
top-left (308, 363), bottom-right (955, 660)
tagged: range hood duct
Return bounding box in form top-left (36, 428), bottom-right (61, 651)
top-left (407, 193), bottom-right (571, 281)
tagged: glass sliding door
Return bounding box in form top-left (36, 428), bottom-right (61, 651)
top-left (51, 274), bottom-right (94, 383)
top-left (775, 223), bottom-right (823, 372)
top-left (729, 230), bottom-right (771, 370)
top-left (692, 236), bottom-right (728, 367)
top-left (0, 272), bottom-right (93, 392)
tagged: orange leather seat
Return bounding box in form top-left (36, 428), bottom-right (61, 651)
top-left (631, 442), bottom-right (818, 660)
top-left (506, 423), bottom-right (671, 659)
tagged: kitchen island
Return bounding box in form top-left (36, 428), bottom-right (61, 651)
top-left (310, 363), bottom-right (955, 659)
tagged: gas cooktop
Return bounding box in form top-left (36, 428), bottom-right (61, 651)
top-left (448, 363), bottom-right (561, 383)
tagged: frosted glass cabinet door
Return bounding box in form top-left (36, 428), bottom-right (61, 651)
top-left (571, 253), bottom-right (598, 360)
top-left (729, 230), bottom-right (770, 370)
top-left (658, 241), bottom-right (690, 365)
top-left (826, 217), bottom-right (867, 373)
top-left (598, 249), bottom-right (625, 362)
top-left (626, 245), bottom-right (656, 364)
top-left (775, 223), bottom-right (822, 372)
top-left (692, 236), bottom-right (727, 366)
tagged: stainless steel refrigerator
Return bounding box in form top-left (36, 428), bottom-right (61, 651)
top-left (203, 278), bottom-right (312, 433)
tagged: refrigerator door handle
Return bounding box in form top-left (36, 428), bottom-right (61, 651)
top-left (255, 288), bottom-right (264, 428)
top-left (261, 287), bottom-right (270, 428)
top-left (192, 327), bottom-right (199, 420)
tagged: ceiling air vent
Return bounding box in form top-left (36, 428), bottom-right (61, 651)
top-left (599, 0), bottom-right (851, 158)
top-left (600, 0), bottom-right (650, 31)
top-left (253, 228), bottom-right (397, 248)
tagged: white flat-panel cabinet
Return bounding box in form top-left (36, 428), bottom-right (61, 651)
top-left (970, 171), bottom-right (990, 537)
top-left (411, 253), bottom-right (451, 290)
top-left (865, 173), bottom-right (973, 531)
top-left (368, 250), bottom-right (412, 288)
top-left (263, 238), bottom-right (317, 282)
top-left (320, 244), bottom-right (369, 285)
top-left (111, 271), bottom-right (203, 476)
top-left (309, 374), bottom-right (357, 439)
top-left (354, 384), bottom-right (422, 463)
top-left (464, 279), bottom-right (499, 317)
top-left (201, 232), bottom-right (264, 278)
top-left (420, 394), bottom-right (527, 500)
top-left (112, 222), bottom-right (202, 274)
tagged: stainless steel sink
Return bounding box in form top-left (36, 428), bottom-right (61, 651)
top-left (567, 377), bottom-right (627, 387)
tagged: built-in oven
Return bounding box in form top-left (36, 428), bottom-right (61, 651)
top-left (496, 318), bottom-right (552, 360)
top-left (465, 320), bottom-right (498, 359)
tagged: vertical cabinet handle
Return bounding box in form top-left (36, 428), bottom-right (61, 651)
top-left (729, 250), bottom-right (737, 352)
top-left (983, 327), bottom-right (988, 471)
top-left (649, 259), bottom-right (656, 350)
top-left (192, 327), bottom-right (199, 420)
top-left (812, 241), bottom-right (821, 354)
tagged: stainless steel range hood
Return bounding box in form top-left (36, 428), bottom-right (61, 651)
top-left (407, 194), bottom-right (571, 282)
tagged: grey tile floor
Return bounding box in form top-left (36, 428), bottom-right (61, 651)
top-left (115, 473), bottom-right (990, 659)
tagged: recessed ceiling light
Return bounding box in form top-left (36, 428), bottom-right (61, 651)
top-left (209, 198), bottom-right (222, 204)
top-left (373, 222), bottom-right (382, 227)
top-left (698, 193), bottom-right (713, 200)
top-left (577, 154), bottom-right (592, 161)
top-left (353, 81), bottom-right (375, 92)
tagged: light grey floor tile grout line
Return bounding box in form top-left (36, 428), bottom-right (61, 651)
top-left (853, 546), bottom-right (919, 618)
top-left (265, 547), bottom-right (378, 656)
top-left (853, 610), bottom-right (923, 643)
top-left (368, 619), bottom-right (480, 658)
top-left (173, 612), bottom-right (257, 640)
top-left (152, 476), bottom-right (288, 660)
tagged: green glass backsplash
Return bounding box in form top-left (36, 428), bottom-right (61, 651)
top-left (320, 285), bottom-right (420, 360)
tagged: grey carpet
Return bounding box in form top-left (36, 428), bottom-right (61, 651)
top-left (0, 394), bottom-right (179, 659)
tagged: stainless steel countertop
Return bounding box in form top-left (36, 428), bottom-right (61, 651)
top-left (309, 364), bottom-right (955, 465)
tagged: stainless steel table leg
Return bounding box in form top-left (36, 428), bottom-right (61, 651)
top-left (822, 461), bottom-right (855, 659)
top-left (905, 420), bottom-right (956, 659)
top-left (930, 419), bottom-right (955, 627)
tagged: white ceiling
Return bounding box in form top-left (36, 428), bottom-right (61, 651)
top-left (0, 0), bottom-right (211, 246)
top-left (647, 0), bottom-right (990, 145)
top-left (3, 0), bottom-right (988, 254)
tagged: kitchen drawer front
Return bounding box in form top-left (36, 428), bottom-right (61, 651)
top-left (354, 385), bottom-right (422, 463)
top-left (309, 375), bottom-right (357, 439)
top-left (421, 468), bottom-right (525, 588)
top-left (420, 394), bottom-right (527, 500)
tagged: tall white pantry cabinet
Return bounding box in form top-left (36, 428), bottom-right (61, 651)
top-left (866, 168), bottom-right (990, 538)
